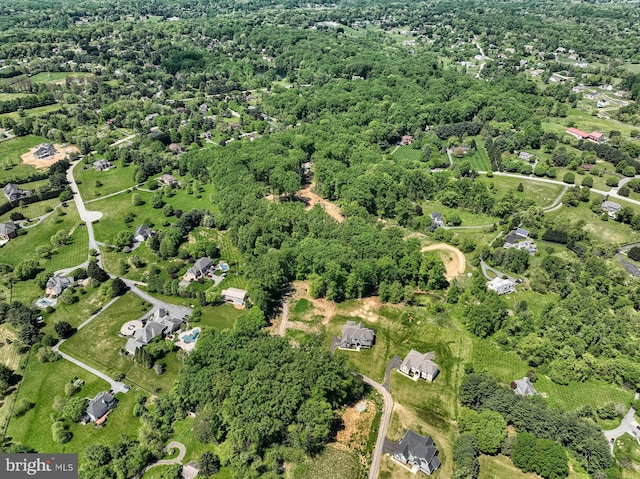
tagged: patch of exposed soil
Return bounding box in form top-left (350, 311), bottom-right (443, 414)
top-left (421, 243), bottom-right (467, 280)
top-left (346, 297), bottom-right (382, 323)
top-left (297, 184), bottom-right (344, 222)
top-left (21, 144), bottom-right (79, 168)
top-left (336, 399), bottom-right (376, 452)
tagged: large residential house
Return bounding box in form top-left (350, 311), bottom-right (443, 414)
top-left (487, 277), bottom-right (516, 295)
top-left (134, 224), bottom-right (152, 242)
top-left (429, 212), bottom-right (444, 229)
top-left (503, 228), bottom-right (537, 255)
top-left (601, 200), bottom-right (621, 219)
top-left (399, 350), bottom-right (440, 382)
top-left (125, 308), bottom-right (182, 354)
top-left (159, 174), bottom-right (179, 187)
top-left (221, 287), bottom-right (247, 306)
top-left (45, 275), bottom-right (73, 297)
top-left (183, 257), bottom-right (214, 282)
top-left (339, 321), bottom-right (375, 350)
top-left (33, 143), bottom-right (57, 159)
top-left (392, 430), bottom-right (441, 475)
top-left (93, 159), bottom-right (112, 171)
top-left (86, 391), bottom-right (117, 423)
top-left (511, 377), bottom-right (538, 396)
top-left (0, 221), bottom-right (17, 242)
top-left (3, 183), bottom-right (30, 202)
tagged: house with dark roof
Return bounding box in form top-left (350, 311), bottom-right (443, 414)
top-left (134, 224), bottom-right (152, 242)
top-left (392, 430), bottom-right (441, 475)
top-left (339, 321), bottom-right (375, 350)
top-left (511, 377), bottom-right (537, 396)
top-left (0, 221), bottom-right (17, 242)
top-left (34, 143), bottom-right (57, 159)
top-left (124, 308), bottom-right (182, 354)
top-left (398, 350), bottom-right (439, 382)
top-left (183, 257), bottom-right (214, 282)
top-left (503, 228), bottom-right (536, 255)
top-left (159, 174), bottom-right (179, 187)
top-left (86, 392), bottom-right (117, 422)
top-left (3, 183), bottom-right (29, 202)
top-left (45, 275), bottom-right (73, 297)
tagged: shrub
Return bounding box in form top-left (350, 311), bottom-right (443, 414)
top-left (606, 176), bottom-right (619, 187)
top-left (628, 246), bottom-right (640, 262)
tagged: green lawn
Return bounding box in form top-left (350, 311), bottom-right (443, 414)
top-left (0, 93), bottom-right (35, 101)
top-left (535, 377), bottom-right (633, 412)
top-left (451, 140), bottom-right (491, 171)
top-left (0, 203), bottom-right (88, 269)
top-left (392, 145), bottom-right (424, 162)
top-left (291, 445), bottom-right (362, 479)
top-left (0, 197), bottom-right (61, 223)
top-left (6, 351), bottom-right (142, 454)
top-left (479, 454), bottom-right (544, 479)
top-left (0, 103), bottom-right (62, 120)
top-left (614, 433), bottom-right (640, 478)
top-left (543, 107), bottom-right (639, 139)
top-left (0, 134), bottom-right (48, 180)
top-left (476, 175), bottom-right (565, 209)
top-left (29, 72), bottom-right (92, 84)
top-left (76, 160), bottom-right (137, 199)
top-left (197, 304), bottom-right (244, 331)
top-left (422, 200), bottom-right (499, 227)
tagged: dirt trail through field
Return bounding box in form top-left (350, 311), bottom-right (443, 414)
top-left (297, 185), bottom-right (344, 222)
top-left (421, 243), bottom-right (466, 280)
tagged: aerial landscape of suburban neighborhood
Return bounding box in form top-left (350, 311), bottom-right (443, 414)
top-left (2, 1), bottom-right (640, 479)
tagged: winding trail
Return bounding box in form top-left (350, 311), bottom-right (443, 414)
top-left (421, 243), bottom-right (466, 279)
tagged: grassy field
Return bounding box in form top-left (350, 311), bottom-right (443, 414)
top-left (0, 324), bottom-right (21, 370)
top-left (0, 198), bottom-right (61, 223)
top-left (0, 134), bottom-right (48, 180)
top-left (451, 141), bottom-right (491, 171)
top-left (0, 203), bottom-right (88, 269)
top-left (6, 351), bottom-right (142, 454)
top-left (29, 72), bottom-right (91, 84)
top-left (41, 285), bottom-right (111, 331)
top-left (76, 160), bottom-right (137, 199)
top-left (623, 63), bottom-right (640, 74)
top-left (547, 201), bottom-right (639, 244)
top-left (422, 200), bottom-right (499, 227)
top-left (197, 304), bottom-right (244, 331)
top-left (543, 107), bottom-right (639, 139)
top-left (476, 175), bottom-right (565, 208)
top-left (291, 445), bottom-right (362, 479)
top-left (59, 293), bottom-right (182, 393)
top-left (479, 454), bottom-right (544, 479)
top-left (0, 103), bottom-right (62, 120)
top-left (0, 93), bottom-right (34, 101)
top-left (392, 145), bottom-right (424, 162)
top-left (614, 433), bottom-right (640, 478)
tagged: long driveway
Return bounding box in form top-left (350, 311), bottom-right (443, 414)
top-left (363, 375), bottom-right (393, 479)
top-left (67, 160), bottom-right (103, 264)
top-left (122, 279), bottom-right (193, 320)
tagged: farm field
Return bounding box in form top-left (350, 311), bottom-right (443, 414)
top-left (0, 103), bottom-right (62, 119)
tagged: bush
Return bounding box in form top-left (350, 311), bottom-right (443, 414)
top-left (628, 246), bottom-right (640, 262)
top-left (619, 185), bottom-right (630, 197)
top-left (562, 172), bottom-right (575, 184)
top-left (51, 421), bottom-right (72, 444)
top-left (606, 176), bottom-right (619, 187)
top-left (581, 176), bottom-right (593, 188)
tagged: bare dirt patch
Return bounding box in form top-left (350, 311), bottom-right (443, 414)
top-left (421, 243), bottom-right (466, 280)
top-left (297, 185), bottom-right (344, 222)
top-left (346, 297), bottom-right (382, 323)
top-left (21, 143), bottom-right (79, 168)
top-left (291, 281), bottom-right (337, 326)
top-left (336, 399), bottom-right (377, 453)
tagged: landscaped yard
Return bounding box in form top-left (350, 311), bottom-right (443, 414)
top-left (392, 145), bottom-right (424, 162)
top-left (6, 352), bottom-right (142, 454)
top-left (75, 159), bottom-right (137, 199)
top-left (614, 433), bottom-right (640, 478)
top-left (0, 324), bottom-right (21, 370)
top-left (59, 293), bottom-right (185, 393)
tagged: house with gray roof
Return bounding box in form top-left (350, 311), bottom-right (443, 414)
top-left (429, 212), bottom-right (444, 229)
top-left (3, 183), bottom-right (29, 202)
top-left (221, 287), bottom-right (247, 306)
top-left (339, 321), bottom-right (375, 350)
top-left (159, 174), bottom-right (179, 187)
top-left (86, 391), bottom-right (117, 422)
top-left (93, 159), bottom-right (112, 171)
top-left (511, 377), bottom-right (537, 396)
top-left (125, 308), bottom-right (182, 354)
top-left (392, 429), bottom-right (441, 475)
top-left (0, 221), bottom-right (17, 242)
top-left (183, 257), bottom-right (214, 282)
top-left (399, 350), bottom-right (439, 382)
top-left (134, 224), bottom-right (152, 242)
top-left (34, 143), bottom-right (56, 159)
top-left (602, 200), bottom-right (621, 219)
top-left (45, 275), bottom-right (73, 297)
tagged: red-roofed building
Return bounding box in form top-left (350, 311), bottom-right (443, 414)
top-left (400, 135), bottom-right (414, 146)
top-left (588, 132), bottom-right (605, 143)
top-left (566, 127), bottom-right (589, 139)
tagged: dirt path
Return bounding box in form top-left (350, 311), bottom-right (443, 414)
top-left (297, 185), bottom-right (344, 222)
top-left (421, 243), bottom-right (466, 280)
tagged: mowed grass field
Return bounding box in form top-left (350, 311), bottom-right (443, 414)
top-left (6, 352), bottom-right (142, 455)
top-left (614, 433), bottom-right (640, 479)
top-left (0, 324), bottom-right (21, 370)
top-left (0, 198), bottom-right (61, 223)
top-left (59, 293), bottom-right (183, 393)
top-left (543, 107), bottom-right (639, 139)
top-left (0, 103), bottom-right (62, 120)
top-left (392, 145), bottom-right (424, 162)
top-left (476, 175), bottom-right (565, 208)
top-left (0, 203), bottom-right (88, 271)
top-left (422, 201), bottom-right (499, 226)
top-left (29, 72), bottom-right (92, 84)
top-left (0, 134), bottom-right (48, 180)
top-left (76, 160), bottom-right (137, 199)
top-left (451, 140), bottom-right (492, 171)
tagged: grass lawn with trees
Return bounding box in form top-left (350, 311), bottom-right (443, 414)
top-left (0, 198), bottom-right (61, 223)
top-left (76, 159), bottom-right (137, 199)
top-left (0, 134), bottom-right (49, 180)
top-left (476, 175), bottom-right (565, 209)
top-left (58, 293), bottom-right (184, 393)
top-left (392, 145), bottom-right (423, 162)
top-left (6, 352), bottom-right (142, 454)
top-left (614, 434), bottom-right (640, 479)
top-left (0, 103), bottom-right (62, 120)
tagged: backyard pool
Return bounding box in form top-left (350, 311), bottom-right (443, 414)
top-left (35, 297), bottom-right (56, 309)
top-left (182, 328), bottom-right (201, 343)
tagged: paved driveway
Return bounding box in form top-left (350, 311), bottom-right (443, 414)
top-left (604, 407), bottom-right (638, 451)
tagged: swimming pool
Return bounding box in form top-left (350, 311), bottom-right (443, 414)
top-left (35, 298), bottom-right (55, 308)
top-left (182, 328), bottom-right (201, 344)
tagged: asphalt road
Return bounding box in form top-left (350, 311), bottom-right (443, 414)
top-left (604, 407), bottom-right (638, 451)
top-left (363, 375), bottom-right (393, 479)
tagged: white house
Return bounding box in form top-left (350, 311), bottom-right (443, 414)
top-left (399, 350), bottom-right (439, 382)
top-left (512, 377), bottom-right (537, 396)
top-left (487, 277), bottom-right (516, 295)
top-left (221, 287), bottom-right (247, 306)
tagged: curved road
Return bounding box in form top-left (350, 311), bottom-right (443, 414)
top-left (151, 441), bottom-right (186, 467)
top-left (363, 375), bottom-right (393, 479)
top-left (604, 407), bottom-right (637, 452)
